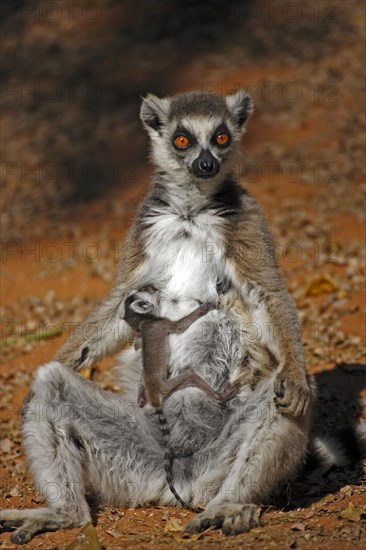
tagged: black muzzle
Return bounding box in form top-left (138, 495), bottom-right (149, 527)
top-left (192, 149), bottom-right (220, 179)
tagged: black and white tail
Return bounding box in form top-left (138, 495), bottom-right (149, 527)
top-left (308, 422), bottom-right (366, 475)
top-left (155, 408), bottom-right (203, 513)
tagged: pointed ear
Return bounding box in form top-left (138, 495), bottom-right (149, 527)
top-left (140, 94), bottom-right (170, 133)
top-left (225, 90), bottom-right (253, 128)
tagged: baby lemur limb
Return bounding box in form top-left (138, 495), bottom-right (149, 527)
top-left (123, 289), bottom-right (238, 512)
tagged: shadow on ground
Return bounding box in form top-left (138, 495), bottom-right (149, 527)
top-left (277, 363), bottom-right (366, 510)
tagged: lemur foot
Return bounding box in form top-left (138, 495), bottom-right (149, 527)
top-left (0, 507), bottom-right (86, 545)
top-left (274, 366), bottom-right (311, 417)
top-left (217, 382), bottom-right (239, 402)
top-left (137, 385), bottom-right (147, 407)
top-left (184, 503), bottom-right (259, 536)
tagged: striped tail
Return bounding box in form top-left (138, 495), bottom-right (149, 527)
top-left (155, 407), bottom-right (203, 514)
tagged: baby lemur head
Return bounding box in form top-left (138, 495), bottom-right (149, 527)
top-left (140, 90), bottom-right (253, 191)
top-left (123, 288), bottom-right (160, 332)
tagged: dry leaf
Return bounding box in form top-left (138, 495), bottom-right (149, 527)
top-left (291, 523), bottom-right (306, 531)
top-left (340, 502), bottom-right (365, 522)
top-left (304, 274), bottom-right (338, 297)
top-left (173, 526), bottom-right (215, 542)
top-left (0, 438), bottom-right (12, 453)
top-left (7, 485), bottom-right (20, 497)
top-left (164, 517), bottom-right (183, 532)
top-left (339, 485), bottom-right (353, 497)
top-left (79, 367), bottom-right (92, 379)
top-left (66, 523), bottom-right (102, 549)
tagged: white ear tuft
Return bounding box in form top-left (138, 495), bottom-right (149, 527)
top-left (225, 90), bottom-right (253, 128)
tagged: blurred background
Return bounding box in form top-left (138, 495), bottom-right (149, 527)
top-left (2, 0), bottom-right (364, 240)
top-left (1, 2), bottom-right (365, 548)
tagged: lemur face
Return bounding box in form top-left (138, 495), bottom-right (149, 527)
top-left (123, 289), bottom-right (160, 331)
top-left (140, 91), bottom-right (253, 187)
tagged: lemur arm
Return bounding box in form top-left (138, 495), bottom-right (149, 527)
top-left (166, 303), bottom-right (216, 334)
top-left (226, 193), bottom-right (310, 417)
top-left (55, 225), bottom-right (145, 370)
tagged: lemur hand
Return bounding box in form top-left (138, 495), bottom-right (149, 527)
top-left (197, 302), bottom-right (217, 315)
top-left (274, 363), bottom-right (310, 417)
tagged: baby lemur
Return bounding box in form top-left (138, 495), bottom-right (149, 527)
top-left (123, 288), bottom-right (237, 512)
top-left (123, 288), bottom-right (237, 408)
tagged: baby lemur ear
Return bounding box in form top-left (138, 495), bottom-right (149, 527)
top-left (225, 90), bottom-right (253, 129)
top-left (140, 94), bottom-right (170, 133)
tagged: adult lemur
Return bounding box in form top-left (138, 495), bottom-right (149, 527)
top-left (1, 90), bottom-right (314, 544)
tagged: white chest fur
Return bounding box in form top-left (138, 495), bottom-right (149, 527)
top-left (142, 208), bottom-right (226, 320)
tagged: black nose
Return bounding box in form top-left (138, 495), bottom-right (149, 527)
top-left (199, 158), bottom-right (214, 173)
top-left (192, 150), bottom-right (219, 179)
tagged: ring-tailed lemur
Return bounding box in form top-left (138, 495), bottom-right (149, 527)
top-left (1, 90), bottom-right (363, 545)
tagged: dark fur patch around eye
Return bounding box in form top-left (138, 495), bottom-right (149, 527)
top-left (172, 126), bottom-right (196, 150)
top-left (211, 123), bottom-right (231, 147)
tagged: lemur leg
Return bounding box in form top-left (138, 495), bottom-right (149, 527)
top-left (185, 375), bottom-right (313, 535)
top-left (0, 364), bottom-right (92, 544)
top-left (165, 306), bottom-right (239, 403)
top-left (162, 368), bottom-right (237, 402)
top-left (0, 362), bottom-right (167, 543)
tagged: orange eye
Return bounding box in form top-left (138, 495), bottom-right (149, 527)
top-left (174, 135), bottom-right (190, 149)
top-left (216, 133), bottom-right (230, 146)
